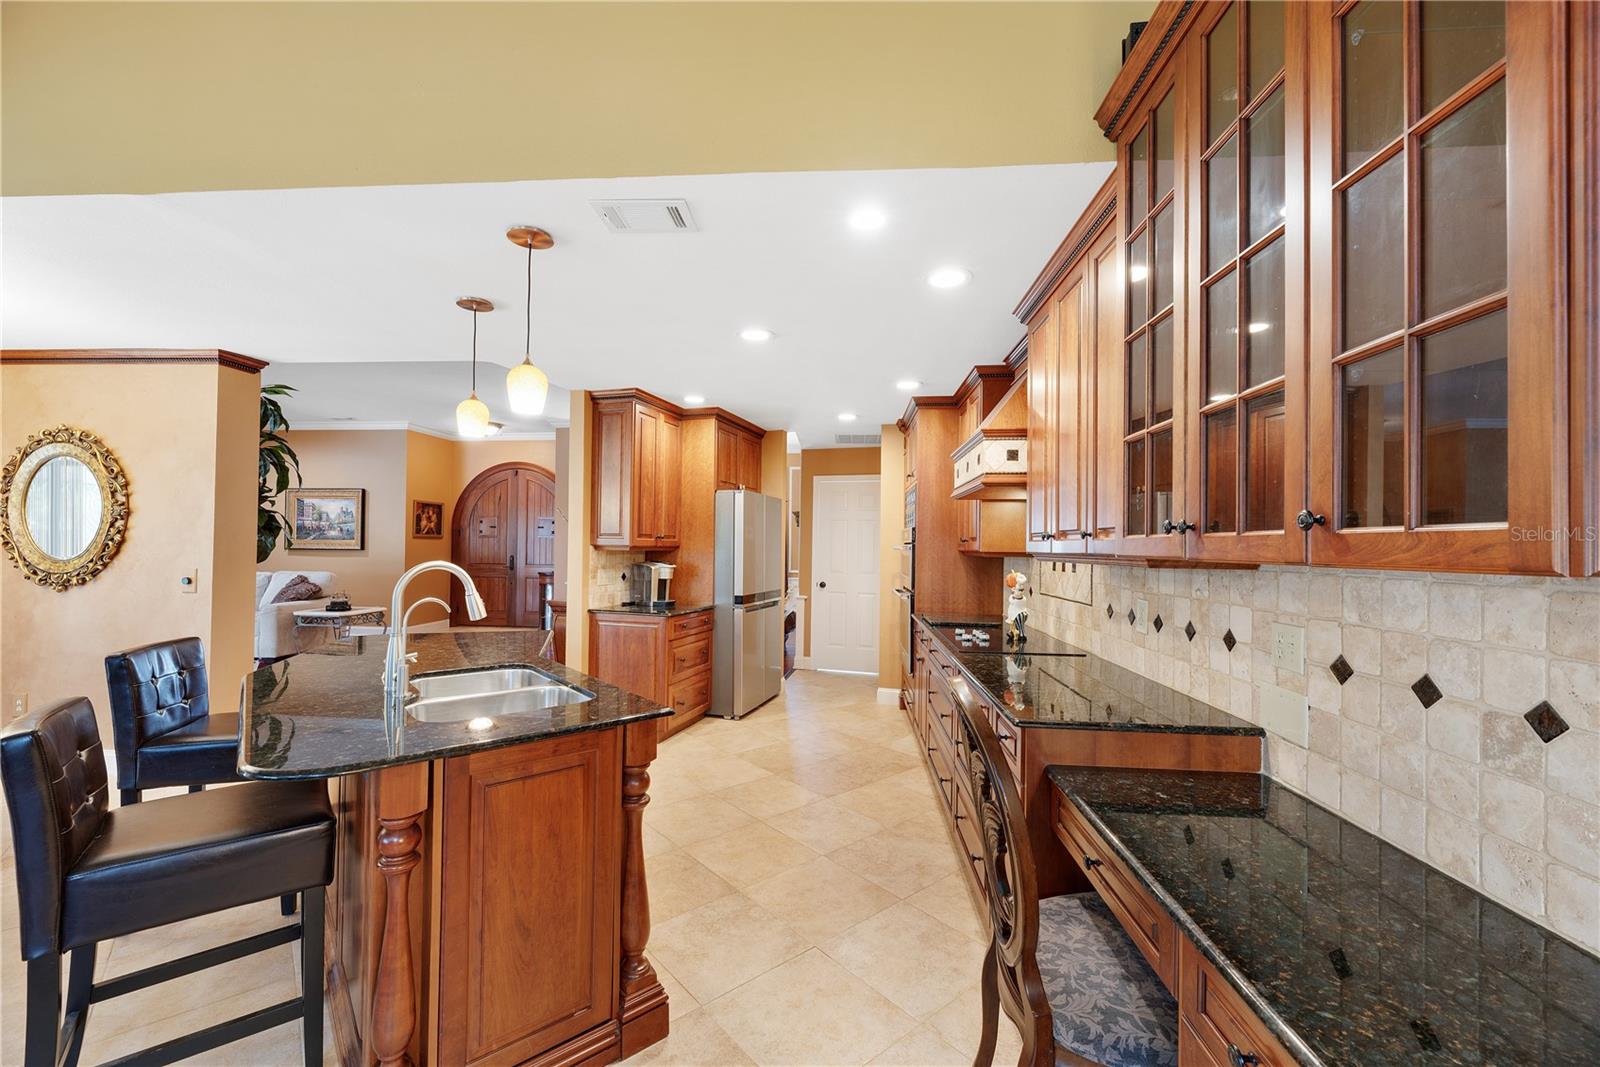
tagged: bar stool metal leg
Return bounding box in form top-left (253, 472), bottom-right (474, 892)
top-left (24, 955), bottom-right (61, 1067)
top-left (62, 945), bottom-right (97, 1067)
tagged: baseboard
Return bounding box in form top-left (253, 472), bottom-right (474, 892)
top-left (796, 655), bottom-right (815, 670)
top-left (875, 687), bottom-right (899, 705)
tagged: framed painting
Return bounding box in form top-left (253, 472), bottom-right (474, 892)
top-left (413, 500), bottom-right (444, 539)
top-left (286, 488), bottom-right (365, 550)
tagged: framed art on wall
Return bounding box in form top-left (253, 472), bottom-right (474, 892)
top-left (286, 488), bottom-right (365, 550)
top-left (413, 500), bottom-right (444, 539)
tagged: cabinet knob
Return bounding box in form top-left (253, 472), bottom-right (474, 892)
top-left (1083, 855), bottom-right (1103, 870)
top-left (1080, 530), bottom-right (1093, 540)
top-left (1295, 510), bottom-right (1327, 531)
top-left (1161, 519), bottom-right (1196, 534)
top-left (1227, 1044), bottom-right (1260, 1067)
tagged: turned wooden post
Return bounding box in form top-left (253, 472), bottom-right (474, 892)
top-left (618, 721), bottom-right (669, 1055)
top-left (371, 763), bottom-right (429, 1067)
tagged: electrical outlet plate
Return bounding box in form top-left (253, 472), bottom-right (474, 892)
top-left (1260, 683), bottom-right (1309, 745)
top-left (1271, 622), bottom-right (1305, 672)
top-left (1134, 598), bottom-right (1150, 635)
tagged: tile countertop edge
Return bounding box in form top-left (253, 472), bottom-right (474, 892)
top-left (918, 614), bottom-right (1266, 738)
top-left (1058, 783), bottom-right (1329, 1067)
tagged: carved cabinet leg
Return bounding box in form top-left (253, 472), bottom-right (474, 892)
top-left (618, 721), bottom-right (669, 1056)
top-left (370, 763), bottom-right (429, 1067)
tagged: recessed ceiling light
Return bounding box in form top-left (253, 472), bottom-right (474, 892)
top-left (849, 206), bottom-right (888, 232)
top-left (837, 412), bottom-right (858, 423)
top-left (740, 327), bottom-right (773, 343)
top-left (684, 394), bottom-right (706, 405)
top-left (927, 266), bottom-right (971, 290)
top-left (1247, 321), bottom-right (1271, 334)
top-left (895, 379), bottom-right (922, 391)
top-left (1128, 263), bottom-right (1150, 283)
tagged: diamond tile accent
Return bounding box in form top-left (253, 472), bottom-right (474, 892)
top-left (1153, 615), bottom-right (1164, 633)
top-left (1329, 655), bottom-right (1354, 685)
top-left (1411, 674), bottom-right (1443, 709)
top-left (1106, 603), bottom-right (1115, 619)
top-left (1184, 621), bottom-right (1197, 642)
top-left (1127, 608), bottom-right (1136, 625)
top-left (1222, 629), bottom-right (1237, 652)
top-left (1524, 701), bottom-right (1570, 744)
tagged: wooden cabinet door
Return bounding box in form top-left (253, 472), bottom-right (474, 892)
top-left (1085, 226), bottom-right (1125, 553)
top-left (632, 405), bottom-right (662, 544)
top-left (1114, 64), bottom-right (1187, 559)
top-left (437, 730), bottom-right (622, 1067)
top-left (1026, 304), bottom-right (1058, 550)
top-left (1305, 0), bottom-right (1569, 574)
top-left (592, 399), bottom-right (633, 547)
top-left (656, 411), bottom-right (682, 546)
top-left (588, 613), bottom-right (667, 701)
top-left (1183, 0), bottom-right (1310, 564)
top-left (1052, 263), bottom-right (1089, 541)
top-left (715, 424), bottom-right (739, 489)
top-left (736, 431), bottom-right (763, 490)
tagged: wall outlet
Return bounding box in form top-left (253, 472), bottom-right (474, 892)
top-left (1134, 598), bottom-right (1149, 635)
top-left (12, 693), bottom-right (26, 717)
top-left (178, 569), bottom-right (199, 595)
top-left (1260, 683), bottom-right (1309, 745)
top-left (1271, 622), bottom-right (1305, 672)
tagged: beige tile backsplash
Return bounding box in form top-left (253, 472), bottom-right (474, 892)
top-left (589, 551), bottom-right (646, 608)
top-left (1003, 557), bottom-right (1600, 952)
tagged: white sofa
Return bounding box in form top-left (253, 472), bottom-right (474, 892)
top-left (254, 570), bottom-right (338, 660)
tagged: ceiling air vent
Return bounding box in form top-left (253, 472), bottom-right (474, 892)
top-left (590, 199), bottom-right (698, 234)
top-left (835, 433), bottom-right (882, 446)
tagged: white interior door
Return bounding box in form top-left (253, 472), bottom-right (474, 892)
top-left (811, 475), bottom-right (879, 673)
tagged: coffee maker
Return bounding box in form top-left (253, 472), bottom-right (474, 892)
top-left (627, 562), bottom-right (676, 610)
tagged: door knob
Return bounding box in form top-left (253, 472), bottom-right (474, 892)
top-left (1296, 509), bottom-right (1326, 531)
top-left (818, 580), bottom-right (827, 588)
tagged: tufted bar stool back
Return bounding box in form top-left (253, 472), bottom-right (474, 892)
top-left (105, 637), bottom-right (241, 805)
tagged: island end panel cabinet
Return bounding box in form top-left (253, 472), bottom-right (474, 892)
top-left (592, 390), bottom-right (682, 549)
top-left (1018, 0), bottom-right (1594, 575)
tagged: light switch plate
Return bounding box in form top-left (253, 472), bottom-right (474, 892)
top-left (1271, 622), bottom-right (1305, 673)
top-left (1260, 683), bottom-right (1309, 745)
top-left (179, 569), bottom-right (198, 594)
top-left (1134, 598), bottom-right (1149, 635)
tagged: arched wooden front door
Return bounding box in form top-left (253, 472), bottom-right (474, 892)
top-left (450, 462), bottom-right (557, 626)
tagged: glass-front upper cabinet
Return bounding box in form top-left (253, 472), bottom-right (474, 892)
top-left (1183, 0), bottom-right (1310, 562)
top-left (1306, 0), bottom-right (1571, 573)
top-left (1115, 65), bottom-right (1187, 558)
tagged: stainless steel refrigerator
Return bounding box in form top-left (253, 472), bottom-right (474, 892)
top-left (710, 489), bottom-right (784, 718)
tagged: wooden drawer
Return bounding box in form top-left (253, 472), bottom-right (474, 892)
top-left (1053, 792), bottom-right (1176, 992)
top-left (928, 726), bottom-right (956, 812)
top-left (926, 673), bottom-right (959, 750)
top-left (952, 777), bottom-right (985, 892)
top-left (667, 634), bottom-right (711, 679)
top-left (667, 670), bottom-right (712, 716)
top-left (1179, 939), bottom-right (1295, 1067)
top-left (667, 611), bottom-right (713, 640)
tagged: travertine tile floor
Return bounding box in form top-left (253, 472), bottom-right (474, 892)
top-left (0, 670), bottom-right (1021, 1065)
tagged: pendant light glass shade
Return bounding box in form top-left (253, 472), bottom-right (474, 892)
top-left (456, 393), bottom-right (491, 437)
top-left (506, 231), bottom-right (550, 416)
top-left (506, 358), bottom-right (548, 416)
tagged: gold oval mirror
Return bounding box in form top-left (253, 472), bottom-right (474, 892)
top-left (2, 426), bottom-right (129, 590)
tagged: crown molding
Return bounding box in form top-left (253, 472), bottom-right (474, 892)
top-left (0, 348), bottom-right (268, 373)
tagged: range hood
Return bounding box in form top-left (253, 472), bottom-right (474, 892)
top-left (952, 372), bottom-right (1028, 501)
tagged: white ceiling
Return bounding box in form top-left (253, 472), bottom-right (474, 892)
top-left (2, 164), bottom-right (1111, 445)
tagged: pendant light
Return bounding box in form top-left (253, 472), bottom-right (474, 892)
top-left (505, 225), bottom-right (553, 416)
top-left (455, 296), bottom-right (494, 438)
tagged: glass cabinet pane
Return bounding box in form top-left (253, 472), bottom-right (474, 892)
top-left (1205, 410), bottom-right (1239, 533)
top-left (1245, 390), bottom-right (1286, 530)
top-left (1207, 135), bottom-right (1240, 275)
top-left (1341, 0), bottom-right (1404, 174)
top-left (1151, 430), bottom-right (1175, 534)
top-left (1421, 309), bottom-right (1508, 524)
top-left (1421, 80), bottom-right (1507, 319)
top-left (1422, 1), bottom-right (1505, 115)
top-left (1207, 272), bottom-right (1240, 402)
top-left (1153, 206), bottom-right (1175, 313)
top-left (1129, 125), bottom-right (1150, 222)
top-left (1152, 317), bottom-right (1174, 425)
top-left (1127, 230), bottom-right (1150, 326)
top-left (1154, 93), bottom-right (1175, 203)
top-left (1128, 332), bottom-right (1149, 434)
top-left (1246, 87), bottom-right (1286, 245)
top-left (1340, 347), bottom-right (1405, 528)
top-left (1341, 152), bottom-right (1405, 350)
top-left (1247, 0), bottom-right (1285, 102)
top-left (1208, 5), bottom-right (1239, 145)
top-left (1127, 439), bottom-right (1148, 536)
top-left (1245, 238), bottom-right (1286, 386)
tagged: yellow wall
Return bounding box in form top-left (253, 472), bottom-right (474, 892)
top-left (876, 425), bottom-right (906, 689)
top-left (0, 361), bottom-right (257, 730)
top-left (797, 447), bottom-right (881, 658)
top-left (402, 430), bottom-right (459, 621)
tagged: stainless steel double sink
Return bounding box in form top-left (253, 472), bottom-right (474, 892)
top-left (405, 667), bottom-right (593, 722)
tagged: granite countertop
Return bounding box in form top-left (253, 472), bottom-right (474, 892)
top-left (1047, 766), bottom-right (1600, 1066)
top-left (589, 602), bottom-right (714, 617)
top-left (918, 614), bottom-right (1261, 736)
top-left (238, 630), bottom-right (670, 780)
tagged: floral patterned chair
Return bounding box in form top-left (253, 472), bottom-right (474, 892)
top-left (960, 701), bottom-right (1178, 1067)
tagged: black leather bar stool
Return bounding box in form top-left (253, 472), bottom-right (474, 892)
top-left (1, 697), bottom-right (334, 1067)
top-left (104, 637), bottom-right (240, 807)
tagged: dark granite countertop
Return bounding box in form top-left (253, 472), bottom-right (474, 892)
top-left (921, 615), bottom-right (1091, 657)
top-left (589, 602), bottom-right (714, 617)
top-left (918, 615), bottom-right (1261, 736)
top-left (1047, 766), bottom-right (1600, 1067)
top-left (238, 630), bottom-right (670, 780)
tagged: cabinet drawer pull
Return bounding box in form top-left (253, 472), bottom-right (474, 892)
top-left (997, 731), bottom-right (1013, 742)
top-left (1083, 855), bottom-right (1103, 870)
top-left (1227, 1044), bottom-right (1260, 1067)
top-left (937, 775), bottom-right (952, 786)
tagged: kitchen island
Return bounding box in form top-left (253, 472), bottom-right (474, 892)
top-left (240, 630), bottom-right (672, 1067)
